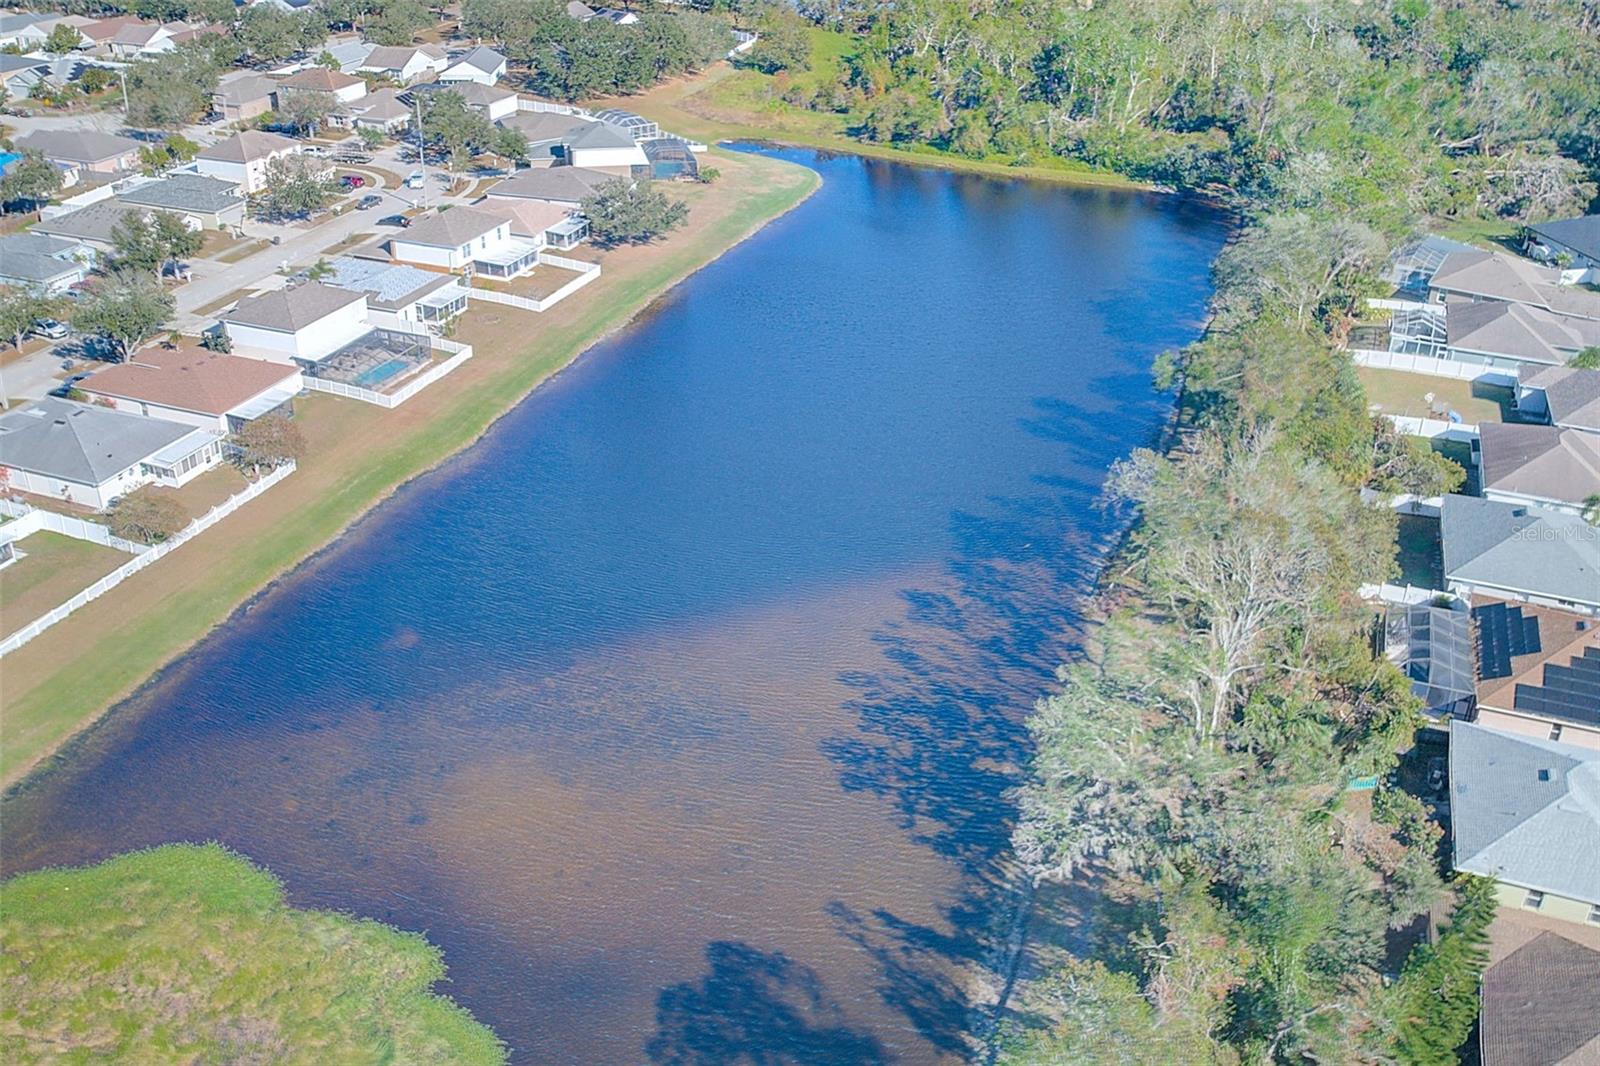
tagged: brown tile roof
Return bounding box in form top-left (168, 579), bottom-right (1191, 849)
top-left (80, 347), bottom-right (299, 416)
top-left (1473, 598), bottom-right (1600, 722)
top-left (278, 67), bottom-right (363, 92)
top-left (1478, 422), bottom-right (1600, 506)
top-left (1481, 931), bottom-right (1600, 1066)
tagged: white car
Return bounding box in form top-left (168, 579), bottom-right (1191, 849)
top-left (405, 171), bottom-right (425, 189)
top-left (32, 318), bottom-right (69, 340)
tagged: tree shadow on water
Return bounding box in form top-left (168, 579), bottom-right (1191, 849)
top-left (646, 941), bottom-right (888, 1065)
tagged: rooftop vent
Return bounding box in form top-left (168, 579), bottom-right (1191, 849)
top-left (1538, 768), bottom-right (1552, 782)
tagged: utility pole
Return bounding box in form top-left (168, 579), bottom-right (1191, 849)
top-left (413, 95), bottom-right (428, 209)
top-left (119, 68), bottom-right (129, 118)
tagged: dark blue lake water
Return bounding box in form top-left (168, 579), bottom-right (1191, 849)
top-left (1, 147), bottom-right (1225, 1063)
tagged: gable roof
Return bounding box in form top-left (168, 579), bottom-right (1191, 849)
top-left (1478, 422), bottom-right (1600, 506)
top-left (0, 232), bottom-right (90, 283)
top-left (490, 197), bottom-right (572, 240)
top-left (484, 165), bottom-right (614, 203)
top-left (223, 282), bottom-right (365, 332)
top-left (75, 15), bottom-right (145, 43)
top-left (32, 198), bottom-right (144, 244)
top-left (1481, 931), bottom-right (1600, 1066)
top-left (1449, 720), bottom-right (1600, 906)
top-left (448, 45), bottom-right (504, 74)
top-left (117, 173), bottom-right (243, 213)
top-left (361, 43), bottom-right (446, 70)
top-left (565, 120), bottom-right (636, 150)
top-left (395, 205), bottom-right (511, 248)
top-left (1440, 494), bottom-right (1600, 609)
top-left (1521, 365), bottom-right (1600, 433)
top-left (214, 72), bottom-right (278, 107)
top-left (277, 66), bottom-right (363, 92)
top-left (341, 86), bottom-right (409, 122)
top-left (15, 128), bottom-right (139, 165)
top-left (1433, 249), bottom-right (1600, 320)
top-left (198, 130), bottom-right (300, 164)
top-left (1527, 215), bottom-right (1600, 264)
top-left (411, 80), bottom-right (515, 109)
top-left (1446, 299), bottom-right (1600, 366)
top-left (0, 396), bottom-right (200, 484)
top-left (80, 348), bottom-right (299, 416)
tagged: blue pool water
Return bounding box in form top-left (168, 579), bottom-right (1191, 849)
top-left (354, 357), bottom-right (413, 388)
top-left (1, 147), bottom-right (1227, 1062)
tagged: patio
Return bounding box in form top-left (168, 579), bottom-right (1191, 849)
top-left (304, 329), bottom-right (434, 393)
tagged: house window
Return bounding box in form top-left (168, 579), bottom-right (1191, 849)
top-left (1523, 890), bottom-right (1545, 910)
top-left (1549, 724), bottom-right (1564, 741)
top-left (1589, 904), bottom-right (1600, 925)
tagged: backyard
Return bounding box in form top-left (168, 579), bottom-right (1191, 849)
top-left (1357, 366), bottom-right (1517, 424)
top-left (0, 532), bottom-right (130, 639)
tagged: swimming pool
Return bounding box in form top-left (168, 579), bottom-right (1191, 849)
top-left (353, 358), bottom-right (412, 388)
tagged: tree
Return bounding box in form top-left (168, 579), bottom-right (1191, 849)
top-left (418, 90), bottom-right (495, 178)
top-left (44, 22), bottom-right (84, 53)
top-left (231, 413), bottom-right (305, 476)
top-left (123, 44), bottom-right (222, 128)
top-left (1214, 213), bottom-right (1384, 331)
top-left (110, 211), bottom-right (201, 277)
top-left (277, 90), bottom-right (333, 137)
top-left (72, 271), bottom-right (175, 361)
top-left (257, 155), bottom-right (337, 220)
top-left (356, 124), bottom-right (387, 151)
top-left (1572, 346), bottom-right (1600, 370)
top-left (581, 178), bottom-right (689, 246)
top-left (0, 287), bottom-right (58, 354)
top-left (78, 65), bottom-right (115, 95)
top-left (305, 258), bottom-right (335, 281)
top-left (743, 10), bottom-right (811, 74)
top-left (239, 5), bottom-right (319, 63)
top-left (106, 485), bottom-right (188, 543)
top-left (1373, 877), bottom-right (1496, 1065)
top-left (0, 150), bottom-right (63, 213)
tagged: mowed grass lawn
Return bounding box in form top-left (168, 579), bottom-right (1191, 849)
top-left (0, 533), bottom-right (129, 640)
top-left (1355, 366), bottom-right (1513, 424)
top-left (0, 844), bottom-right (504, 1064)
top-left (0, 148), bottom-right (820, 787)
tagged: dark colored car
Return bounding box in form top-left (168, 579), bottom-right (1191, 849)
top-left (357, 194), bottom-right (383, 209)
top-left (378, 214), bottom-right (412, 228)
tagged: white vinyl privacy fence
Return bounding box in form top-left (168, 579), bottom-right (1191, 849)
top-left (469, 253), bottom-right (601, 313)
top-left (0, 462), bottom-right (296, 656)
top-left (0, 503), bottom-right (144, 553)
top-left (301, 338), bottom-right (473, 409)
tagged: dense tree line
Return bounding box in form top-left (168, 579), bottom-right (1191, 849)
top-left (461, 0), bottom-right (733, 101)
top-left (724, 2), bottom-right (1599, 1062)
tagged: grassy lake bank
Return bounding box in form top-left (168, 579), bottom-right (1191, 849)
top-left (0, 147), bottom-right (819, 790)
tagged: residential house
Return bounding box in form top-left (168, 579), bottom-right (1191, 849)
top-left (0, 12), bottom-right (52, 49)
top-left (566, 1), bottom-right (599, 18)
top-left (1440, 493), bottom-right (1600, 616)
top-left (1470, 599), bottom-right (1600, 750)
top-left (498, 111), bottom-right (601, 166)
top-left (78, 347), bottom-right (302, 434)
top-left (334, 86), bottom-right (411, 133)
top-left (439, 45), bottom-right (506, 86)
top-left (1386, 601), bottom-right (1477, 719)
top-left (117, 173), bottom-right (246, 230)
top-left (1430, 248), bottom-right (1600, 321)
top-left (106, 19), bottom-right (179, 58)
top-left (1525, 214), bottom-right (1600, 285)
top-left (195, 131), bottom-right (325, 195)
top-left (484, 165), bottom-right (615, 209)
top-left (212, 72), bottom-right (279, 124)
top-left (573, 4), bottom-right (638, 24)
top-left (275, 65), bottom-right (368, 106)
top-left (221, 283), bottom-right (372, 365)
top-left (556, 120), bottom-right (647, 172)
top-left (1474, 422), bottom-right (1600, 515)
top-left (0, 54), bottom-right (52, 97)
top-left (388, 206), bottom-right (539, 278)
top-left (0, 397), bottom-right (224, 507)
top-left (321, 38), bottom-right (375, 74)
top-left (0, 232), bottom-right (96, 293)
top-left (1388, 297), bottom-right (1600, 373)
top-left (324, 257), bottom-right (470, 332)
top-left (489, 197), bottom-right (589, 250)
top-left (1479, 931), bottom-right (1600, 1066)
top-left (15, 129), bottom-right (140, 174)
top-left (31, 198), bottom-right (145, 253)
top-left (409, 80), bottom-right (517, 122)
top-left (1449, 720), bottom-right (1600, 927)
top-left (1518, 365), bottom-right (1600, 435)
top-left (357, 43), bottom-right (447, 84)
top-left (591, 108), bottom-right (659, 141)
top-left (74, 15), bottom-right (147, 55)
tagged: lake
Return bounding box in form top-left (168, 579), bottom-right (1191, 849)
top-left (0, 147), bottom-right (1226, 1062)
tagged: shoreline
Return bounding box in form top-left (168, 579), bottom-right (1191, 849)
top-left (0, 148), bottom-right (822, 793)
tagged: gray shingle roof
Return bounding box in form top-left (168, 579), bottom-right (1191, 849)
top-left (31, 199), bottom-right (143, 244)
top-left (0, 232), bottom-right (89, 284)
top-left (1449, 720), bottom-right (1600, 906)
top-left (223, 282), bottom-right (365, 332)
top-left (395, 206), bottom-right (509, 248)
top-left (565, 121), bottom-right (635, 150)
top-left (117, 173), bottom-right (243, 214)
top-left (0, 397), bottom-right (200, 484)
top-left (198, 130), bottom-right (300, 164)
top-left (1433, 249), bottom-right (1600, 320)
top-left (1440, 494), bottom-right (1600, 609)
top-left (14, 129), bottom-right (140, 165)
top-left (1527, 215), bottom-right (1600, 264)
top-left (1481, 931), bottom-right (1600, 1066)
top-left (1446, 298), bottom-right (1600, 365)
top-left (1521, 365), bottom-right (1600, 433)
top-left (1478, 422), bottom-right (1600, 506)
top-left (213, 72), bottom-right (277, 107)
top-left (485, 165), bottom-right (615, 204)
top-left (450, 45), bottom-right (504, 74)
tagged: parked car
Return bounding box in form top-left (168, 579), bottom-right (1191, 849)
top-left (341, 174), bottom-right (366, 189)
top-left (357, 193), bottom-right (383, 209)
top-left (32, 318), bottom-right (69, 340)
top-left (378, 214), bottom-right (412, 228)
top-left (1426, 757), bottom-right (1446, 795)
top-left (404, 171), bottom-right (425, 189)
